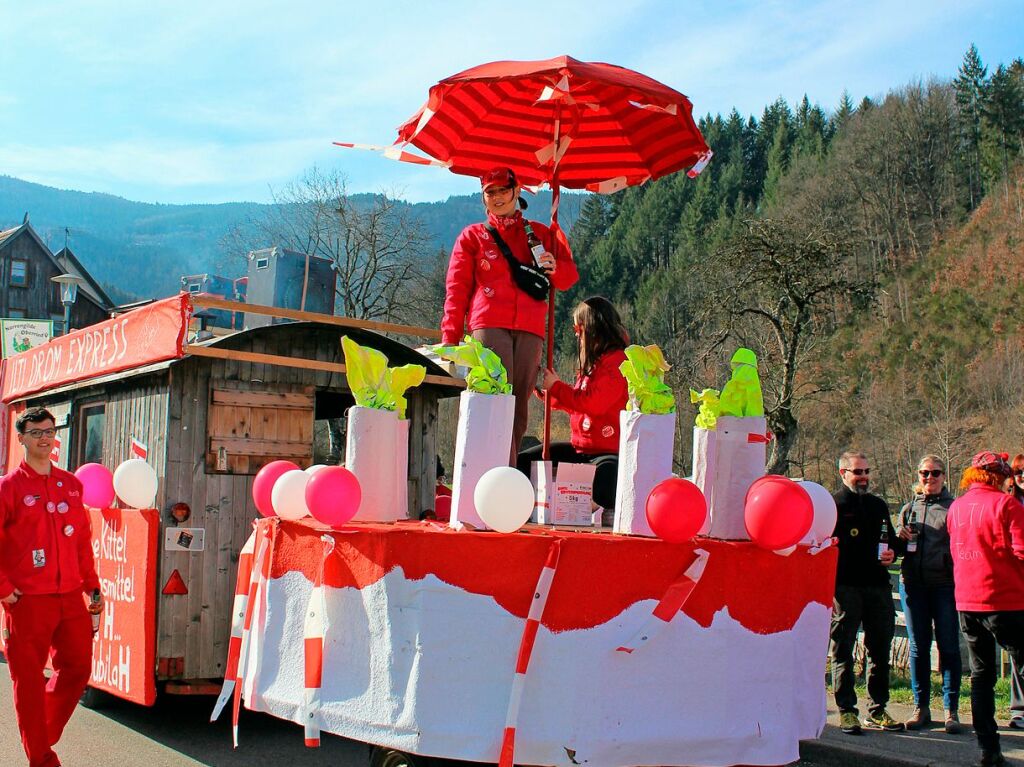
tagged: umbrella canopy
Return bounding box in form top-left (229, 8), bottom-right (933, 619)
top-left (394, 55), bottom-right (711, 193)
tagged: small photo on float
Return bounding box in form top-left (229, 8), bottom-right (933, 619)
top-left (176, 531), bottom-right (194, 549)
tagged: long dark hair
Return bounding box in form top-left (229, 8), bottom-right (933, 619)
top-left (573, 296), bottom-right (628, 375)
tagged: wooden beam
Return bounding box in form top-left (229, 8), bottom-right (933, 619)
top-left (184, 344), bottom-right (464, 389)
top-left (190, 295), bottom-right (442, 340)
top-left (209, 437), bottom-right (311, 458)
top-left (211, 389), bottom-right (314, 409)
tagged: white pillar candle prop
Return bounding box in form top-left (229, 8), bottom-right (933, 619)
top-left (613, 410), bottom-right (675, 537)
top-left (692, 416), bottom-right (768, 540)
top-left (345, 405), bottom-right (403, 522)
top-left (450, 391), bottom-right (515, 530)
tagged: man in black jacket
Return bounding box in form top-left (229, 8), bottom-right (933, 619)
top-left (830, 450), bottom-right (903, 734)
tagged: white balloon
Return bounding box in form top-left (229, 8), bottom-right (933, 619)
top-left (474, 467), bottom-right (535, 533)
top-left (305, 464), bottom-right (328, 476)
top-left (113, 458), bottom-right (158, 509)
top-left (798, 480), bottom-right (838, 545)
top-left (272, 470), bottom-right (311, 520)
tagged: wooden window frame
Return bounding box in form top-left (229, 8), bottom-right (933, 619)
top-left (9, 259), bottom-right (28, 287)
top-left (74, 400), bottom-right (106, 468)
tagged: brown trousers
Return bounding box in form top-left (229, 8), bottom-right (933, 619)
top-left (472, 327), bottom-right (544, 464)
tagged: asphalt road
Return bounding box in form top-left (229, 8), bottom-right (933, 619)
top-left (0, 663), bottom-right (367, 767)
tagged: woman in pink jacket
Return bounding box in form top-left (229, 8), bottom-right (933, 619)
top-left (947, 451), bottom-right (1024, 766)
top-left (441, 167), bottom-right (578, 462)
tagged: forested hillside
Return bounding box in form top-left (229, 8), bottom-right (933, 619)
top-left (552, 45), bottom-right (1024, 501)
top-left (0, 175), bottom-right (573, 304)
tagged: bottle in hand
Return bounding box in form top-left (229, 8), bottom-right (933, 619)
top-left (877, 522), bottom-right (890, 561)
top-left (524, 223), bottom-right (546, 268)
top-left (906, 508), bottom-right (918, 553)
top-left (88, 588), bottom-right (102, 635)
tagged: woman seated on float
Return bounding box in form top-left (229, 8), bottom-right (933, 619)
top-left (517, 296), bottom-right (628, 515)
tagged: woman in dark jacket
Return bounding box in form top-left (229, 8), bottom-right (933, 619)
top-left (896, 454), bottom-right (962, 733)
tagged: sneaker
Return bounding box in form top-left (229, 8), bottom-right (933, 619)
top-left (945, 710), bottom-right (963, 734)
top-left (839, 711), bottom-right (862, 735)
top-left (905, 708), bottom-right (932, 730)
top-left (1008, 714), bottom-right (1024, 729)
top-left (863, 709), bottom-right (905, 731)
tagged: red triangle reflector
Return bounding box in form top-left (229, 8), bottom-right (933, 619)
top-left (162, 569), bottom-right (188, 595)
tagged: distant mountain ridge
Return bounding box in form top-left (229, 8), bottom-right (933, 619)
top-left (0, 175), bottom-right (577, 304)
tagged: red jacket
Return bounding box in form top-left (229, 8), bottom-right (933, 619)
top-left (0, 461), bottom-right (99, 599)
top-left (947, 483), bottom-right (1024, 612)
top-left (441, 211), bottom-right (578, 344)
top-left (549, 349), bottom-right (628, 454)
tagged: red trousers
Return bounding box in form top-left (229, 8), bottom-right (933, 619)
top-left (3, 592), bottom-right (92, 767)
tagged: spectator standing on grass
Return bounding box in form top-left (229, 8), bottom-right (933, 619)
top-left (896, 454), bottom-right (962, 733)
top-left (830, 450), bottom-right (904, 735)
top-left (947, 451), bottom-right (1024, 767)
top-left (1006, 453), bottom-right (1024, 730)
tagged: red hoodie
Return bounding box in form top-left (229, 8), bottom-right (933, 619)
top-left (947, 482), bottom-right (1024, 612)
top-left (0, 461), bottom-right (99, 599)
top-left (549, 349), bottom-right (628, 455)
top-left (441, 211), bottom-right (578, 345)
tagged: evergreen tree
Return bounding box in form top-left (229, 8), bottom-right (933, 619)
top-left (954, 43), bottom-right (989, 207)
top-left (761, 117), bottom-right (793, 208)
top-left (980, 63), bottom-right (1024, 188)
top-left (832, 90), bottom-right (856, 135)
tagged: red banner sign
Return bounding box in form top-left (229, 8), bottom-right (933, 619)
top-left (1, 294), bottom-right (190, 403)
top-left (88, 508), bottom-right (160, 706)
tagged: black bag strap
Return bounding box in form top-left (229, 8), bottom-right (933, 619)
top-left (486, 225), bottom-right (521, 269)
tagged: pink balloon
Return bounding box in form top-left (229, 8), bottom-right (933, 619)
top-left (253, 460), bottom-right (300, 517)
top-left (744, 475), bottom-right (814, 550)
top-left (305, 467), bottom-right (362, 528)
top-left (645, 478), bottom-right (708, 543)
top-left (75, 463), bottom-right (115, 508)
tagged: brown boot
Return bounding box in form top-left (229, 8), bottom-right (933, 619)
top-left (905, 708), bottom-right (932, 730)
top-left (945, 710), bottom-right (963, 734)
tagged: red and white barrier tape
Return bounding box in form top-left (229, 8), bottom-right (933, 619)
top-left (210, 527), bottom-right (257, 722)
top-left (302, 534), bottom-right (335, 748)
top-left (498, 539), bottom-right (563, 767)
top-left (616, 548), bottom-right (709, 654)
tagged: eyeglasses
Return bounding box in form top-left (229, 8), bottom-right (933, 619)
top-left (918, 469), bottom-right (944, 478)
top-left (842, 468), bottom-right (870, 476)
top-left (24, 428), bottom-right (56, 439)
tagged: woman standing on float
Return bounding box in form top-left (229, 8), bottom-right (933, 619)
top-left (440, 167), bottom-right (579, 462)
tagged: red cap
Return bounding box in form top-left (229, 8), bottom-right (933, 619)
top-left (480, 167), bottom-right (517, 191)
top-left (971, 451), bottom-right (1013, 477)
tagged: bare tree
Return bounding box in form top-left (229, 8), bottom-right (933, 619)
top-left (699, 216), bottom-right (874, 475)
top-left (224, 167), bottom-right (435, 324)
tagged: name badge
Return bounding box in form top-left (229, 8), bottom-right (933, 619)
top-left (32, 549), bottom-right (46, 568)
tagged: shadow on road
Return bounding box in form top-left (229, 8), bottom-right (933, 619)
top-left (92, 689), bottom-right (367, 767)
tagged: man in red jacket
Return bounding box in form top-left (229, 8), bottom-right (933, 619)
top-left (1, 407), bottom-right (102, 767)
top-left (947, 451), bottom-right (1024, 767)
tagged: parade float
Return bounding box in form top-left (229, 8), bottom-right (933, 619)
top-left (211, 339), bottom-right (839, 767)
top-left (0, 294), bottom-right (458, 705)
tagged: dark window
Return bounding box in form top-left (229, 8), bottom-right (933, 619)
top-left (10, 260), bottom-right (27, 287)
top-left (188, 283), bottom-right (201, 293)
top-left (76, 403), bottom-right (106, 466)
top-left (255, 258), bottom-right (269, 269)
top-left (7, 309), bottom-right (25, 318)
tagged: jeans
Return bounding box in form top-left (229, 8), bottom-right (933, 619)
top-left (831, 584), bottom-right (895, 717)
top-left (960, 610), bottom-right (1024, 753)
top-left (899, 581), bottom-right (962, 711)
top-left (517, 442), bottom-right (619, 510)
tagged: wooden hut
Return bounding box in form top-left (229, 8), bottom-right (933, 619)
top-left (0, 294), bottom-right (460, 692)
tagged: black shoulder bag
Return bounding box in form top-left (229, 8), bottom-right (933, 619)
top-left (486, 225), bottom-right (551, 301)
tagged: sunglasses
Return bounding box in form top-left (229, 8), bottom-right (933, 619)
top-left (842, 468), bottom-right (870, 476)
top-left (918, 469), bottom-right (944, 478)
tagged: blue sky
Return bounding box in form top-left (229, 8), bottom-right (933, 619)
top-left (1, 1), bottom-right (1020, 205)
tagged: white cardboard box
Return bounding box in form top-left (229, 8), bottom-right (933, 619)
top-left (532, 460), bottom-right (597, 526)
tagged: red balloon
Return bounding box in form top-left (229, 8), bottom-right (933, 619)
top-left (253, 460), bottom-right (300, 517)
top-left (744, 475), bottom-right (814, 550)
top-left (645, 478), bottom-right (708, 543)
top-left (305, 467), bottom-right (362, 528)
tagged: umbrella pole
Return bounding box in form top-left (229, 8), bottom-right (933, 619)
top-left (542, 180), bottom-right (560, 461)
